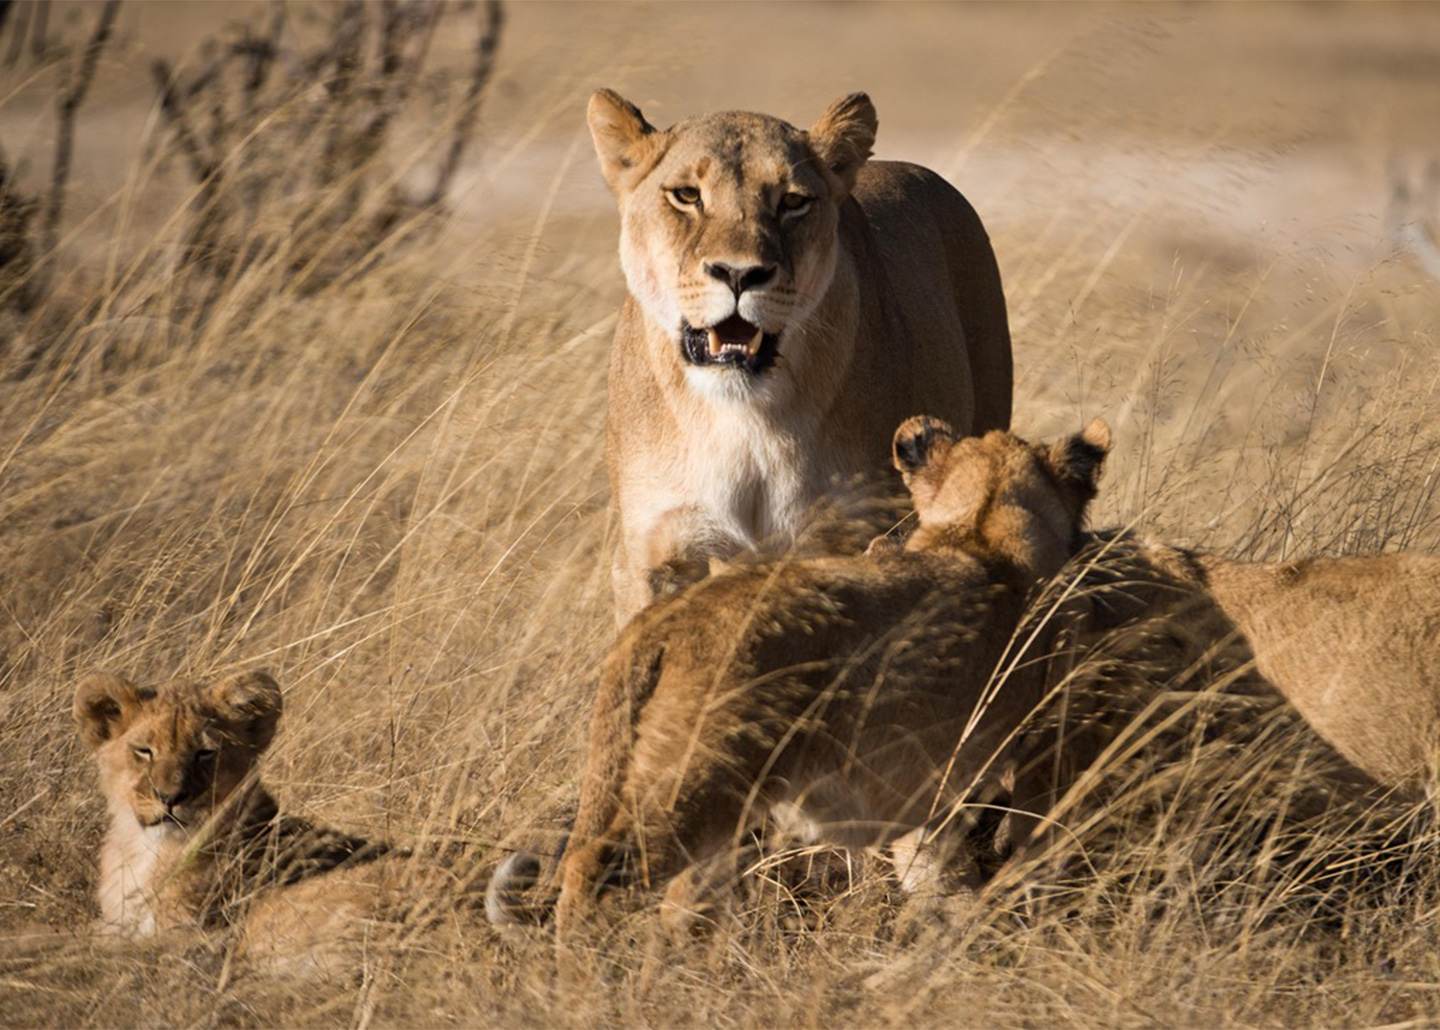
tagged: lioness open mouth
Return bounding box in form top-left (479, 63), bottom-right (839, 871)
top-left (680, 315), bottom-right (779, 374)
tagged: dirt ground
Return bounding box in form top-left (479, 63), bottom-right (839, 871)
top-left (2, 2), bottom-right (1440, 1026)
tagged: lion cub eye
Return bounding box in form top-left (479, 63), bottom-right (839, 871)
top-left (195, 748), bottom-right (217, 763)
top-left (666, 186), bottom-right (702, 210)
top-left (779, 192), bottom-right (812, 216)
top-left (131, 746), bottom-right (153, 762)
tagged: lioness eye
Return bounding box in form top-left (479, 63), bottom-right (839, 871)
top-left (780, 192), bottom-right (812, 214)
top-left (131, 746), bottom-right (153, 761)
top-left (195, 749), bottom-right (217, 763)
top-left (667, 186), bottom-right (701, 209)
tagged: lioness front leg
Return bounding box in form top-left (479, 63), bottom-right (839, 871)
top-left (614, 505), bottom-right (746, 622)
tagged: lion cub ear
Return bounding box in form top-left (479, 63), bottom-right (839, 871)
top-left (1044, 418), bottom-right (1112, 501)
top-left (74, 674), bottom-right (146, 751)
top-left (809, 93), bottom-right (878, 195)
top-left (892, 415), bottom-right (957, 482)
top-left (588, 89), bottom-right (662, 197)
top-left (208, 671), bottom-right (283, 752)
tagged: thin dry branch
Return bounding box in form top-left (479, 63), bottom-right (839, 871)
top-left (240, 3), bottom-right (285, 115)
top-left (426, 0), bottom-right (503, 207)
top-left (150, 59), bottom-right (220, 186)
top-left (34, 0), bottom-right (120, 296)
top-left (2, 0), bottom-right (50, 67)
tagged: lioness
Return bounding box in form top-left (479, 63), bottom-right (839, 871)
top-left (75, 671), bottom-right (471, 972)
top-left (591, 89), bottom-right (1013, 620)
top-left (490, 416), bottom-right (1109, 937)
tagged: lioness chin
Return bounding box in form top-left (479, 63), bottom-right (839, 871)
top-left (488, 416), bottom-right (1111, 940)
top-left (592, 89), bottom-right (1013, 621)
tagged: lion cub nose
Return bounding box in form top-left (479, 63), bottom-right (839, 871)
top-left (704, 261), bottom-right (776, 297)
top-left (155, 788), bottom-right (189, 809)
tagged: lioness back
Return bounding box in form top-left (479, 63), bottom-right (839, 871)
top-left (846, 160), bottom-right (1011, 435)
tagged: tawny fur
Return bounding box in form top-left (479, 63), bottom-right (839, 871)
top-left (591, 90), bottom-right (1013, 621)
top-left (1113, 546), bottom-right (1440, 799)
top-left (489, 417), bottom-right (1110, 937)
top-left (74, 671), bottom-right (460, 975)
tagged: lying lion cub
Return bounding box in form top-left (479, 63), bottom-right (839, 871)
top-left (75, 671), bottom-right (464, 972)
top-left (492, 416), bottom-right (1109, 937)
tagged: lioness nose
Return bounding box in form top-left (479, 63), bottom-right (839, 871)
top-left (704, 261), bottom-right (776, 297)
top-left (155, 789), bottom-right (189, 809)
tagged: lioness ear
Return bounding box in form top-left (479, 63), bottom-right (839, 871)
top-left (208, 671), bottom-right (283, 752)
top-left (809, 92), bottom-right (877, 195)
top-left (893, 415), bottom-right (957, 481)
top-left (1045, 418), bottom-right (1112, 498)
top-left (74, 674), bottom-right (145, 751)
top-left (588, 89), bottom-right (662, 197)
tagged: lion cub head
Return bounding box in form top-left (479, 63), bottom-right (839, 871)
top-left (588, 88), bottom-right (876, 401)
top-left (75, 671), bottom-right (281, 839)
top-left (892, 416), bottom-right (1113, 575)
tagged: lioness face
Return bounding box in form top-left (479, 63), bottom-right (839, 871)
top-left (75, 672), bottom-right (281, 840)
top-left (893, 416), bottom-right (1112, 573)
top-left (588, 90), bottom-right (877, 404)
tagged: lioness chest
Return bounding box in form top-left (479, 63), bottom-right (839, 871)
top-left (681, 405), bottom-right (830, 546)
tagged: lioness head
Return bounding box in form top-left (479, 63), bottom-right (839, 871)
top-left (893, 416), bottom-right (1112, 573)
top-left (588, 89), bottom-right (876, 402)
top-left (75, 672), bottom-right (281, 839)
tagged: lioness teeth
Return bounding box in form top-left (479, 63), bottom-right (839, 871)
top-left (707, 326), bottom-right (766, 359)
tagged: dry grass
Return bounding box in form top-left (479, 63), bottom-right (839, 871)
top-left (2, 2), bottom-right (1440, 1026)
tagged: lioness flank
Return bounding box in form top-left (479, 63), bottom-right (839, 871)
top-left (591, 90), bottom-right (1013, 620)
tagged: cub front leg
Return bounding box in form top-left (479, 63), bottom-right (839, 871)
top-left (886, 823), bottom-right (984, 941)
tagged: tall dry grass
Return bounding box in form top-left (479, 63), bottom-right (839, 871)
top-left (2, 2), bottom-right (1440, 1027)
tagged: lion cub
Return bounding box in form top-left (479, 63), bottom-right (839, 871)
top-left (541, 416), bottom-right (1110, 937)
top-left (75, 671), bottom-right (446, 972)
top-left (1127, 548), bottom-right (1440, 801)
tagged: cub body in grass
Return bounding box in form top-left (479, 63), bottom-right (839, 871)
top-left (75, 671), bottom-right (472, 973)
top-left (1179, 551), bottom-right (1440, 799)
top-left (487, 417), bottom-right (1109, 936)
